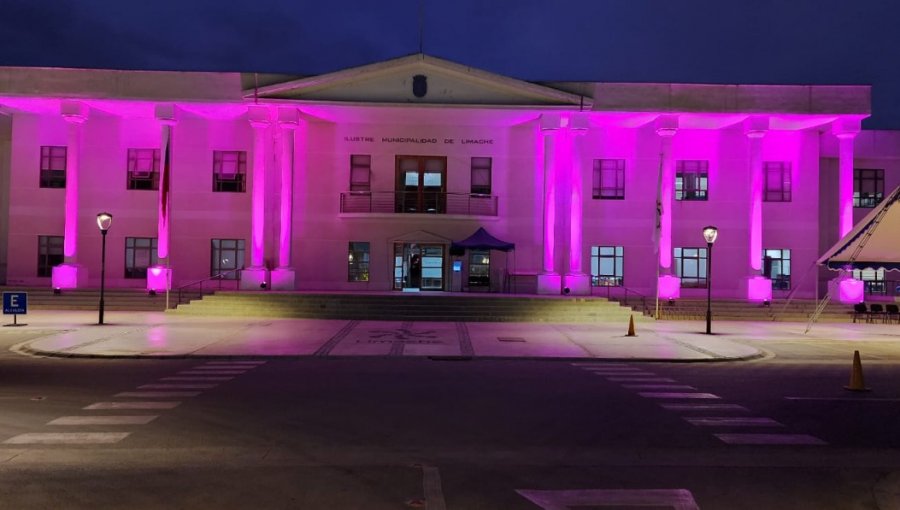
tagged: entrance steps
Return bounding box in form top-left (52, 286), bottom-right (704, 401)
top-left (171, 292), bottom-right (653, 323)
top-left (650, 299), bottom-right (854, 322)
top-left (0, 287), bottom-right (201, 312)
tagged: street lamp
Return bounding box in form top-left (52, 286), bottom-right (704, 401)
top-left (702, 225), bottom-right (718, 335)
top-left (96, 212), bottom-right (113, 325)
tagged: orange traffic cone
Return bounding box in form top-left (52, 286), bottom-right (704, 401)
top-left (626, 315), bottom-right (636, 337)
top-left (844, 350), bottom-right (870, 392)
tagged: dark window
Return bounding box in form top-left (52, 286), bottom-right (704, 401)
top-left (37, 235), bottom-right (64, 277)
top-left (854, 169), bottom-right (884, 208)
top-left (763, 248), bottom-right (791, 290)
top-left (592, 159), bottom-right (625, 199)
top-left (470, 157), bottom-right (492, 195)
top-left (675, 160), bottom-right (708, 201)
top-left (125, 237), bottom-right (158, 279)
top-left (764, 162), bottom-right (792, 202)
top-left (853, 268), bottom-right (886, 295)
top-left (213, 151), bottom-right (247, 192)
top-left (40, 146), bottom-right (67, 188)
top-left (675, 247), bottom-right (708, 288)
top-left (350, 155), bottom-right (371, 192)
top-left (348, 242), bottom-right (370, 282)
top-left (127, 148), bottom-right (160, 190)
top-left (591, 246), bottom-right (624, 286)
top-left (211, 239), bottom-right (245, 279)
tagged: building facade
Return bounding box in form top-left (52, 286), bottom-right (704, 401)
top-left (0, 54), bottom-right (896, 302)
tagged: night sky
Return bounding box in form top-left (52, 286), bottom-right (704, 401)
top-left (1, 0), bottom-right (899, 127)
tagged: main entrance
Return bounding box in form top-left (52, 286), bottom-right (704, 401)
top-left (393, 243), bottom-right (445, 291)
top-left (395, 156), bottom-right (447, 214)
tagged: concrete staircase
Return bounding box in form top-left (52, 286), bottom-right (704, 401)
top-left (651, 299), bottom-right (854, 322)
top-left (171, 292), bottom-right (652, 323)
top-left (0, 287), bottom-right (202, 312)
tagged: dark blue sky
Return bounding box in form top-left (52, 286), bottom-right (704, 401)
top-left (1, 0), bottom-right (899, 127)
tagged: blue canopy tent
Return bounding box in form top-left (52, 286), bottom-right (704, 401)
top-left (451, 227), bottom-right (515, 292)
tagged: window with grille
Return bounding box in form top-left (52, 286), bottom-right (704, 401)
top-left (350, 155), bottom-right (371, 192)
top-left (211, 239), bottom-right (245, 279)
top-left (125, 237), bottom-right (158, 279)
top-left (764, 162), bottom-right (792, 202)
top-left (675, 160), bottom-right (708, 201)
top-left (854, 169), bottom-right (884, 208)
top-left (348, 242), bottom-right (370, 282)
top-left (591, 246), bottom-right (624, 286)
top-left (674, 247), bottom-right (708, 288)
top-left (213, 151), bottom-right (247, 192)
top-left (40, 146), bottom-right (67, 188)
top-left (37, 235), bottom-right (64, 277)
top-left (470, 157), bottom-right (492, 195)
top-left (763, 248), bottom-right (791, 290)
top-left (592, 159), bottom-right (625, 199)
top-left (127, 148), bottom-right (160, 190)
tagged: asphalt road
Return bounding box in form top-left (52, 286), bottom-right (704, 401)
top-left (1, 335), bottom-right (899, 509)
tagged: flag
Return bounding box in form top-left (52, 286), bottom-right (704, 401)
top-left (652, 152), bottom-right (663, 254)
top-left (158, 127), bottom-right (171, 260)
top-left (160, 133), bottom-right (170, 224)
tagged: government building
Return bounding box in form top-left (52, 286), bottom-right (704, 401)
top-left (0, 54), bottom-right (896, 303)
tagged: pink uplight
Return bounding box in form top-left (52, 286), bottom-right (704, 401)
top-left (838, 278), bottom-right (864, 304)
top-left (746, 276), bottom-right (772, 302)
top-left (147, 266), bottom-right (170, 291)
top-left (658, 275), bottom-right (681, 300)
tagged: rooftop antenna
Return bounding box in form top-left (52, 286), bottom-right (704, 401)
top-left (418, 0), bottom-right (424, 54)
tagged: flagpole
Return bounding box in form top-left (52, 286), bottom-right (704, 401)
top-left (654, 151), bottom-right (663, 320)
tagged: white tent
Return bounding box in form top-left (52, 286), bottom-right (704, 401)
top-left (817, 185), bottom-right (900, 271)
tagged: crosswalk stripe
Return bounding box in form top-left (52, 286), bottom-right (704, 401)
top-left (139, 384), bottom-right (218, 389)
top-left (639, 392), bottom-right (720, 399)
top-left (685, 417), bottom-right (782, 427)
top-left (161, 377), bottom-right (233, 381)
top-left (191, 366), bottom-right (255, 370)
top-left (3, 432), bottom-right (130, 444)
top-left (205, 361), bottom-right (266, 365)
top-left (623, 384), bottom-right (696, 390)
top-left (607, 377), bottom-right (676, 382)
top-left (593, 371), bottom-right (655, 377)
top-left (84, 402), bottom-right (181, 410)
top-left (178, 371), bottom-right (246, 375)
top-left (660, 403), bottom-right (748, 412)
top-left (48, 415), bottom-right (158, 426)
top-left (115, 391), bottom-right (201, 398)
top-left (570, 363), bottom-right (628, 367)
top-left (581, 367), bottom-right (645, 372)
top-left (714, 433), bottom-right (827, 445)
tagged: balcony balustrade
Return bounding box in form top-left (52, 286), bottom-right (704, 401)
top-left (340, 191), bottom-right (498, 216)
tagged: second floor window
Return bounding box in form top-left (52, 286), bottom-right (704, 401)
top-left (854, 169), bottom-right (884, 208)
top-left (470, 157), bottom-right (492, 195)
top-left (213, 151), bottom-right (246, 193)
top-left (125, 237), bottom-right (158, 279)
top-left (348, 242), bottom-right (370, 282)
top-left (675, 160), bottom-right (708, 201)
top-left (40, 146), bottom-right (67, 188)
top-left (350, 155), bottom-right (371, 192)
top-left (592, 159), bottom-right (625, 199)
top-left (591, 246), bottom-right (624, 286)
top-left (37, 235), bottom-right (64, 277)
top-left (211, 239), bottom-right (245, 279)
top-left (127, 149), bottom-right (160, 190)
top-left (675, 247), bottom-right (708, 288)
top-left (764, 162), bottom-right (792, 202)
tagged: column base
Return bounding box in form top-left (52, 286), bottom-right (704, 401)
top-left (51, 264), bottom-right (87, 290)
top-left (744, 276), bottom-right (772, 302)
top-left (830, 276), bottom-right (864, 304)
top-left (147, 266), bottom-right (172, 292)
top-left (658, 275), bottom-right (681, 300)
top-left (240, 268), bottom-right (270, 290)
top-left (270, 268), bottom-right (296, 290)
top-left (562, 273), bottom-right (591, 296)
top-left (536, 273), bottom-right (562, 295)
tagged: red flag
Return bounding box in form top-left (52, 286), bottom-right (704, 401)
top-left (160, 135), bottom-right (170, 223)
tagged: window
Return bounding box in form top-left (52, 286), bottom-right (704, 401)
top-left (211, 239), bottom-right (245, 279)
top-left (125, 237), bottom-right (158, 279)
top-left (764, 162), bottom-right (791, 202)
top-left (127, 149), bottom-right (160, 190)
top-left (468, 250), bottom-right (490, 288)
top-left (470, 157), bottom-right (492, 195)
top-left (853, 268), bottom-right (886, 295)
top-left (350, 155), bottom-right (371, 192)
top-left (675, 160), bottom-right (708, 201)
top-left (37, 235), bottom-right (64, 277)
top-left (591, 246), bottom-right (624, 286)
top-left (763, 249), bottom-right (791, 290)
top-left (674, 247), bottom-right (708, 288)
top-left (854, 169), bottom-right (884, 208)
top-left (213, 151), bottom-right (247, 192)
top-left (348, 242), bottom-right (370, 282)
top-left (40, 146), bottom-right (67, 188)
top-left (592, 159), bottom-right (625, 199)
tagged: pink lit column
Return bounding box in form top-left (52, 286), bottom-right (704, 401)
top-left (537, 114), bottom-right (562, 294)
top-left (563, 112), bottom-right (591, 295)
top-left (52, 101), bottom-right (89, 289)
top-left (744, 117), bottom-right (771, 302)
top-left (832, 118), bottom-right (863, 303)
top-left (148, 105), bottom-right (176, 292)
top-left (271, 108), bottom-right (299, 290)
top-left (655, 115), bottom-right (680, 299)
top-left (240, 106), bottom-right (271, 290)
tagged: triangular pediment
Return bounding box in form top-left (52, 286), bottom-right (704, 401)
top-left (245, 54), bottom-right (588, 107)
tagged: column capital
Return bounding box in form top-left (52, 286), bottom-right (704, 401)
top-left (248, 105), bottom-right (271, 129)
top-left (743, 116), bottom-right (769, 138)
top-left (654, 114), bottom-right (678, 137)
top-left (540, 113), bottom-right (562, 132)
top-left (277, 107), bottom-right (300, 129)
top-left (60, 101), bottom-right (88, 124)
top-left (832, 117), bottom-right (861, 139)
top-left (154, 104), bottom-right (178, 126)
top-left (570, 112), bottom-right (590, 134)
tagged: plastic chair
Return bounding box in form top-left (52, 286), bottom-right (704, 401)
top-left (852, 303), bottom-right (868, 323)
top-left (869, 303), bottom-right (886, 323)
top-left (885, 304), bottom-right (900, 324)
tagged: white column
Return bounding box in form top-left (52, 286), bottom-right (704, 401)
top-left (148, 104), bottom-right (176, 292)
top-left (537, 113), bottom-right (562, 294)
top-left (241, 106), bottom-right (271, 290)
top-left (744, 116), bottom-right (771, 302)
top-left (52, 101), bottom-right (89, 289)
top-left (563, 112), bottom-right (591, 295)
top-left (271, 108), bottom-right (299, 290)
top-left (831, 118), bottom-right (864, 304)
top-left (655, 115), bottom-right (679, 300)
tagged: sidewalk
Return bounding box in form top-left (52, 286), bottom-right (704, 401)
top-left (1, 310), bottom-right (895, 361)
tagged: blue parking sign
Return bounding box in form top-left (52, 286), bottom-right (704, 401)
top-left (2, 292), bottom-right (27, 315)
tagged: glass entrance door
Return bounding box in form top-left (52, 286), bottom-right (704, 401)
top-left (395, 156), bottom-right (447, 213)
top-left (393, 243), bottom-right (445, 290)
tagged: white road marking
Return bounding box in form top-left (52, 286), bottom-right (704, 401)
top-left (205, 361), bottom-right (266, 365)
top-left (592, 371), bottom-right (655, 376)
top-left (422, 465), bottom-right (447, 510)
top-left (139, 384), bottom-right (218, 389)
top-left (115, 391), bottom-right (201, 398)
top-left (581, 367), bottom-right (646, 372)
top-left (607, 377), bottom-right (677, 382)
top-left (48, 415), bottom-right (158, 426)
top-left (517, 488), bottom-right (700, 509)
top-left (715, 433), bottom-right (827, 445)
top-left (660, 403), bottom-right (749, 412)
top-left (639, 392), bottom-right (720, 399)
top-left (3, 433), bottom-right (130, 445)
top-left (685, 417), bottom-right (782, 427)
top-left (785, 397), bottom-right (900, 402)
top-left (85, 401), bottom-right (181, 410)
top-left (623, 384), bottom-right (696, 390)
top-left (161, 376), bottom-right (233, 381)
top-left (191, 366), bottom-right (255, 370)
top-left (178, 371), bottom-right (246, 375)
top-left (570, 363), bottom-right (629, 367)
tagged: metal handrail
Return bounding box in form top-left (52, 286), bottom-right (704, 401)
top-left (592, 284), bottom-right (650, 316)
top-left (173, 268), bottom-right (242, 308)
top-left (340, 191), bottom-right (498, 216)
